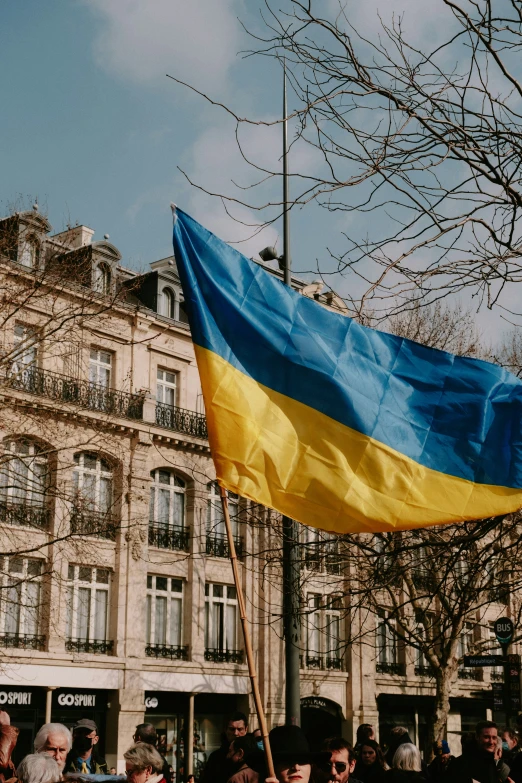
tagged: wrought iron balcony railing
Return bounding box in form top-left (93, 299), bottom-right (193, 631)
top-left (70, 509), bottom-right (117, 540)
top-left (376, 661), bottom-right (406, 675)
top-left (148, 523), bottom-right (190, 551)
top-left (458, 668), bottom-right (479, 680)
top-left (490, 671), bottom-right (504, 682)
top-left (206, 532), bottom-right (243, 559)
top-left (0, 499), bottom-right (50, 530)
top-left (300, 654), bottom-right (344, 671)
top-left (155, 401), bottom-right (208, 439)
top-left (415, 665), bottom-right (434, 677)
top-left (326, 656), bottom-right (344, 670)
top-left (302, 544), bottom-right (343, 575)
top-left (66, 638), bottom-right (114, 654)
top-left (145, 644), bottom-right (189, 660)
top-left (204, 648), bottom-right (244, 664)
top-left (0, 633), bottom-right (46, 651)
top-left (5, 365), bottom-right (144, 421)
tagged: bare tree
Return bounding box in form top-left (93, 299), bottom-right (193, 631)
top-left (172, 0), bottom-right (522, 322)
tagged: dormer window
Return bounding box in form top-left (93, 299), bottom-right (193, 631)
top-left (93, 263), bottom-right (111, 295)
top-left (19, 238), bottom-right (39, 269)
top-left (162, 288), bottom-right (175, 318)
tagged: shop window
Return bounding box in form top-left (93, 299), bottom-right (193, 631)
top-left (66, 565), bottom-right (111, 653)
top-left (156, 369), bottom-right (178, 408)
top-left (204, 583), bottom-right (241, 661)
top-left (305, 594), bottom-right (343, 670)
top-left (146, 575), bottom-right (184, 651)
top-left (0, 557), bottom-right (43, 643)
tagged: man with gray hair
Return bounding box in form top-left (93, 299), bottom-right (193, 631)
top-left (17, 754), bottom-right (61, 783)
top-left (33, 724), bottom-right (72, 772)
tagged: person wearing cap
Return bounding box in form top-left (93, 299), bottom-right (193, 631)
top-left (427, 740), bottom-right (453, 783)
top-left (64, 719), bottom-right (108, 775)
top-left (265, 725), bottom-right (314, 783)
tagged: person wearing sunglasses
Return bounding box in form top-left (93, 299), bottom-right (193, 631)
top-left (314, 738), bottom-right (360, 783)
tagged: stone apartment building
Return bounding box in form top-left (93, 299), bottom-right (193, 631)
top-left (0, 206), bottom-right (511, 775)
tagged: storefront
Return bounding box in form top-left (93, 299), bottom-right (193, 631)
top-left (144, 691), bottom-right (245, 782)
top-left (51, 688), bottom-right (109, 756)
top-left (301, 696), bottom-right (344, 751)
top-left (0, 686), bottom-right (46, 766)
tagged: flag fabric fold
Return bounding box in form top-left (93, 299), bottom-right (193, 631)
top-left (172, 207), bottom-right (522, 533)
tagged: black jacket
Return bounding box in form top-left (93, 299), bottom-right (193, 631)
top-left (64, 751), bottom-right (108, 775)
top-left (355, 762), bottom-right (388, 783)
top-left (446, 750), bottom-right (509, 783)
top-left (386, 770), bottom-right (426, 783)
top-left (200, 743), bottom-right (235, 783)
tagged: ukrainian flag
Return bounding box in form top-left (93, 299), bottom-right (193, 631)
top-left (172, 207), bottom-right (522, 533)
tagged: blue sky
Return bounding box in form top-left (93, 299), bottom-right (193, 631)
top-left (0, 0), bottom-right (516, 342)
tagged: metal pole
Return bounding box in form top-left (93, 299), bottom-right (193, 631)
top-left (186, 693), bottom-right (194, 775)
top-left (219, 488), bottom-right (276, 778)
top-left (282, 59), bottom-right (301, 727)
top-left (45, 687), bottom-right (56, 724)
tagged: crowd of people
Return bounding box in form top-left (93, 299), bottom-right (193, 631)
top-left (197, 713), bottom-right (522, 783)
top-left (0, 712), bottom-right (172, 783)
top-left (0, 707), bottom-right (521, 783)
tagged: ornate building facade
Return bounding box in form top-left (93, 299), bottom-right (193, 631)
top-left (0, 207), bottom-right (509, 774)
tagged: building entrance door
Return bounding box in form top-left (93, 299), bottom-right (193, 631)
top-left (301, 697), bottom-right (343, 751)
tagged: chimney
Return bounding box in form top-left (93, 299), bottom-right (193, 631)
top-left (51, 225), bottom-right (95, 249)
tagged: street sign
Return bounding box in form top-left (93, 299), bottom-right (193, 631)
top-left (464, 655), bottom-right (506, 667)
top-left (495, 617), bottom-right (515, 645)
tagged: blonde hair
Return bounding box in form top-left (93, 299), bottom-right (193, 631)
top-left (392, 744), bottom-right (422, 772)
top-left (124, 743), bottom-right (163, 773)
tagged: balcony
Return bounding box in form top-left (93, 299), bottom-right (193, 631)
top-left (458, 668), bottom-right (480, 680)
top-left (376, 662), bottom-right (406, 676)
top-left (155, 401), bottom-right (208, 439)
top-left (412, 571), bottom-right (436, 591)
top-left (302, 654), bottom-right (344, 671)
top-left (66, 638), bottom-right (114, 655)
top-left (303, 544), bottom-right (343, 575)
top-left (0, 633), bottom-right (46, 651)
top-left (491, 671), bottom-right (504, 682)
top-left (145, 644), bottom-right (189, 660)
top-left (5, 366), bottom-right (144, 421)
top-left (70, 509), bottom-right (117, 541)
top-left (204, 648), bottom-right (244, 664)
top-left (148, 523), bottom-right (190, 552)
top-left (0, 500), bottom-right (50, 530)
top-left (415, 665), bottom-right (434, 677)
top-left (206, 532), bottom-right (243, 559)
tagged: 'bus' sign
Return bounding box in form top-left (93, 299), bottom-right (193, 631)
top-left (494, 617), bottom-right (514, 646)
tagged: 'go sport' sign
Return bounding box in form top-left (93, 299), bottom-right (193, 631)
top-left (0, 691), bottom-right (33, 705)
top-left (57, 692), bottom-right (97, 707)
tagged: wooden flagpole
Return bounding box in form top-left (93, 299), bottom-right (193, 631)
top-left (219, 486), bottom-right (276, 779)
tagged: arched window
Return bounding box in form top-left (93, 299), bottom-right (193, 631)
top-left (206, 481), bottom-right (238, 537)
top-left (162, 288), bottom-right (175, 319)
top-left (19, 238), bottom-right (39, 268)
top-left (93, 263), bottom-right (111, 295)
top-left (149, 469), bottom-right (185, 529)
top-left (0, 441), bottom-right (48, 529)
top-left (72, 453), bottom-right (113, 515)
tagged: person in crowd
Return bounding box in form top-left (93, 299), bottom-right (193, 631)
top-left (185, 776), bottom-right (194, 783)
top-left (265, 725), bottom-right (314, 783)
top-left (314, 737), bottom-right (359, 783)
top-left (168, 766), bottom-right (174, 783)
top-left (354, 740), bottom-right (387, 783)
top-left (33, 724), bottom-right (72, 772)
top-left (16, 754), bottom-right (61, 783)
top-left (64, 719), bottom-right (107, 774)
top-left (200, 712), bottom-right (248, 783)
top-left (427, 741), bottom-right (452, 783)
top-left (124, 743), bottom-right (165, 783)
top-left (387, 744), bottom-right (425, 783)
top-left (385, 730), bottom-right (414, 769)
top-left (133, 724), bottom-right (170, 783)
top-left (227, 733), bottom-right (261, 783)
top-left (501, 729), bottom-right (520, 766)
top-left (110, 768), bottom-right (117, 775)
top-left (494, 738), bottom-right (510, 783)
top-left (447, 720), bottom-right (509, 783)
top-left (0, 711), bottom-right (19, 783)
top-left (355, 728), bottom-right (376, 755)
